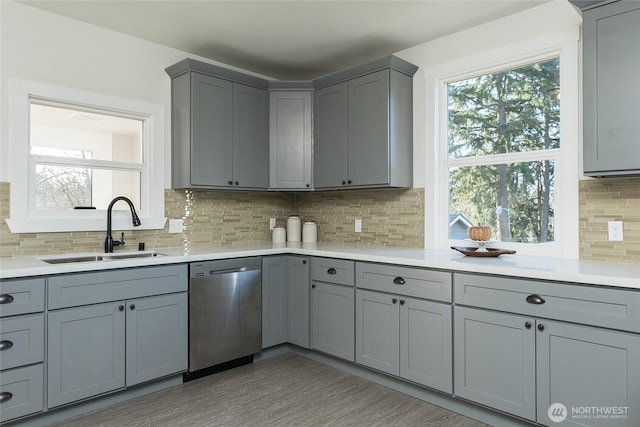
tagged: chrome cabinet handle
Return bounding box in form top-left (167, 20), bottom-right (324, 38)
top-left (526, 294), bottom-right (545, 305)
top-left (0, 392), bottom-right (13, 403)
top-left (0, 294), bottom-right (14, 304)
top-left (327, 268), bottom-right (337, 275)
top-left (0, 340), bottom-right (14, 351)
top-left (393, 277), bottom-right (406, 285)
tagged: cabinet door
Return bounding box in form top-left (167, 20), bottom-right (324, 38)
top-left (287, 257), bottom-right (310, 348)
top-left (48, 303), bottom-right (125, 408)
top-left (355, 289), bottom-right (399, 375)
top-left (400, 298), bottom-right (452, 393)
top-left (191, 73), bottom-right (234, 186)
top-left (348, 69), bottom-right (390, 186)
top-left (233, 84), bottom-right (269, 189)
top-left (537, 320), bottom-right (640, 427)
top-left (454, 307), bottom-right (536, 421)
top-left (269, 91), bottom-right (313, 190)
top-left (126, 293), bottom-right (188, 386)
top-left (311, 282), bottom-right (355, 361)
top-left (314, 82), bottom-right (348, 188)
top-left (583, 2), bottom-right (640, 175)
top-left (261, 256), bottom-right (288, 348)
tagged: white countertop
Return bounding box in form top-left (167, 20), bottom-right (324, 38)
top-left (1, 242), bottom-right (639, 290)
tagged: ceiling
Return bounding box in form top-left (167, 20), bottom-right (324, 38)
top-left (18, 0), bottom-right (551, 80)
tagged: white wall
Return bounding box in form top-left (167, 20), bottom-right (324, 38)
top-left (395, 0), bottom-right (582, 188)
top-left (0, 0), bottom-right (271, 186)
top-left (1, 0), bottom-right (581, 190)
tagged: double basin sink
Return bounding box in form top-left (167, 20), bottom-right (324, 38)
top-left (41, 251), bottom-right (165, 264)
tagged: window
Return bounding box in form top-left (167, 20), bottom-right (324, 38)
top-left (8, 79), bottom-right (166, 233)
top-left (425, 31), bottom-right (579, 258)
top-left (447, 58), bottom-right (559, 244)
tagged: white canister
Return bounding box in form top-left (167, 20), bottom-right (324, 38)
top-left (302, 222), bottom-right (317, 243)
top-left (272, 227), bottom-right (286, 243)
top-left (286, 216), bottom-right (302, 242)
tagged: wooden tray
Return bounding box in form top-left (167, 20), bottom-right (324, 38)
top-left (451, 246), bottom-right (516, 257)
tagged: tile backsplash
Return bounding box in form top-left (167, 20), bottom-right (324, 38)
top-left (579, 177), bottom-right (639, 264)
top-left (2, 178), bottom-right (638, 263)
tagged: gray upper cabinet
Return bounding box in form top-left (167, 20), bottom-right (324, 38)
top-left (314, 82), bottom-right (349, 188)
top-left (269, 89), bottom-right (313, 190)
top-left (166, 59), bottom-right (269, 189)
top-left (313, 56), bottom-right (418, 190)
top-left (582, 0), bottom-right (640, 176)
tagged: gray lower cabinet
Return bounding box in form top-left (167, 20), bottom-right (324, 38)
top-left (125, 293), bottom-right (188, 386)
top-left (47, 302), bottom-right (126, 408)
top-left (287, 256), bottom-right (310, 348)
top-left (583, 0), bottom-right (640, 176)
top-left (536, 320), bottom-right (640, 427)
top-left (261, 256), bottom-right (310, 349)
top-left (454, 307), bottom-right (536, 420)
top-left (261, 256), bottom-right (288, 348)
top-left (48, 293), bottom-right (187, 408)
top-left (310, 282), bottom-right (355, 361)
top-left (454, 306), bottom-right (640, 426)
top-left (269, 90), bottom-right (313, 190)
top-left (0, 364), bottom-right (44, 423)
top-left (356, 289), bottom-right (452, 393)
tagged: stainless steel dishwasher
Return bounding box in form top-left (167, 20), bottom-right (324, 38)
top-left (185, 257), bottom-right (261, 381)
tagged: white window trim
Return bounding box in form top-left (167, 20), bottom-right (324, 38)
top-left (424, 27), bottom-right (580, 259)
top-left (7, 79), bottom-right (167, 233)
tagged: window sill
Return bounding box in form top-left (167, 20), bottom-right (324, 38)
top-left (5, 216), bottom-right (167, 234)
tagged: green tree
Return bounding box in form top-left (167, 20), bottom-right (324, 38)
top-left (447, 58), bottom-right (559, 243)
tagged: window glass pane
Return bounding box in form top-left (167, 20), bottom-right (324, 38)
top-left (35, 165), bottom-right (141, 211)
top-left (447, 58), bottom-right (560, 158)
top-left (448, 160), bottom-right (554, 243)
top-left (29, 102), bottom-right (143, 163)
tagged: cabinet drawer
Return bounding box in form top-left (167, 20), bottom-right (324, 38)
top-left (455, 273), bottom-right (640, 332)
top-left (356, 262), bottom-right (452, 303)
top-left (311, 258), bottom-right (354, 286)
top-left (0, 278), bottom-right (45, 317)
top-left (0, 364), bottom-right (44, 423)
top-left (0, 314), bottom-right (44, 370)
top-left (48, 264), bottom-right (188, 309)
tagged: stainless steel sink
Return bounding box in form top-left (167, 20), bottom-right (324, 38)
top-left (41, 251), bottom-right (164, 264)
top-left (42, 255), bottom-right (104, 264)
top-left (102, 251), bottom-right (164, 260)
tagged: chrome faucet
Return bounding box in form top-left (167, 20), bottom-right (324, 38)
top-left (105, 196), bottom-right (141, 253)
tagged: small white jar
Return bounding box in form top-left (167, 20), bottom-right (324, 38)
top-left (286, 216), bottom-right (302, 242)
top-left (272, 227), bottom-right (286, 243)
top-left (302, 222), bottom-right (317, 243)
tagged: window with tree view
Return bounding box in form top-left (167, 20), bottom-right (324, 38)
top-left (446, 57), bottom-right (560, 244)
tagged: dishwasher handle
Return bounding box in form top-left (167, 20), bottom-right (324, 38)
top-left (204, 267), bottom-right (259, 276)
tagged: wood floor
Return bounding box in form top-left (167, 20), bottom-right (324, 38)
top-left (51, 353), bottom-right (490, 426)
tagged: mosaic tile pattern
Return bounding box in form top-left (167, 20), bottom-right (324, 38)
top-left (579, 177), bottom-right (640, 264)
top-left (294, 188), bottom-right (425, 248)
top-left (2, 178), bottom-right (638, 262)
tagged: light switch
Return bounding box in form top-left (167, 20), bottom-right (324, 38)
top-left (608, 221), bottom-right (623, 241)
top-left (355, 219), bottom-right (362, 233)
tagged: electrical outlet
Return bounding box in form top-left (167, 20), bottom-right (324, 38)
top-left (608, 221), bottom-right (623, 241)
top-left (169, 219), bottom-right (183, 234)
top-left (269, 218), bottom-right (276, 230)
top-left (355, 218), bottom-right (362, 233)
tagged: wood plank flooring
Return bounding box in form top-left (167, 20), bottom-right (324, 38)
top-left (51, 353), bottom-right (490, 426)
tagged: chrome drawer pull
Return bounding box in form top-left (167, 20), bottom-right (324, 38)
top-left (393, 277), bottom-right (406, 285)
top-left (0, 392), bottom-right (13, 403)
top-left (327, 268), bottom-right (337, 275)
top-left (0, 294), bottom-right (14, 304)
top-left (0, 340), bottom-right (13, 351)
top-left (526, 294), bottom-right (545, 305)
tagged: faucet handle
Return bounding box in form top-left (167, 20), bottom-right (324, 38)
top-left (114, 232), bottom-right (125, 247)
